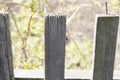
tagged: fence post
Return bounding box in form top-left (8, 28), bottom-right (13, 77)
top-left (45, 15), bottom-right (66, 80)
top-left (0, 13), bottom-right (14, 80)
top-left (93, 15), bottom-right (119, 80)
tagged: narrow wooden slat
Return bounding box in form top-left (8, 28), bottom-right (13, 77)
top-left (93, 15), bottom-right (119, 80)
top-left (45, 15), bottom-right (66, 80)
top-left (0, 13), bottom-right (8, 80)
top-left (4, 13), bottom-right (15, 80)
top-left (0, 13), bottom-right (14, 80)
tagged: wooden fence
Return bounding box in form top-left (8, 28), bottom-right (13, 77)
top-left (0, 13), bottom-right (119, 80)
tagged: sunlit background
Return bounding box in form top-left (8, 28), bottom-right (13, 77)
top-left (0, 0), bottom-right (120, 70)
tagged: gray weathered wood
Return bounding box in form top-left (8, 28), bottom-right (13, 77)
top-left (0, 13), bottom-right (7, 80)
top-left (45, 15), bottom-right (66, 80)
top-left (93, 15), bottom-right (119, 80)
top-left (0, 13), bottom-right (14, 80)
top-left (4, 13), bottom-right (15, 80)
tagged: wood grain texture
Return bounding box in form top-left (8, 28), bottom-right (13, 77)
top-left (4, 13), bottom-right (15, 80)
top-left (0, 13), bottom-right (7, 80)
top-left (93, 15), bottom-right (119, 80)
top-left (0, 13), bottom-right (14, 80)
top-left (45, 15), bottom-right (66, 80)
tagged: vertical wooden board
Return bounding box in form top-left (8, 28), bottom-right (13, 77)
top-left (0, 14), bottom-right (8, 80)
top-left (4, 13), bottom-right (15, 80)
top-left (45, 15), bottom-right (66, 80)
top-left (0, 13), bottom-right (14, 80)
top-left (93, 15), bottom-right (119, 80)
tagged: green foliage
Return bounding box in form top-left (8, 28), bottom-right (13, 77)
top-left (66, 37), bottom-right (92, 69)
top-left (0, 0), bottom-right (93, 70)
top-left (9, 0), bottom-right (44, 69)
top-left (109, 0), bottom-right (120, 10)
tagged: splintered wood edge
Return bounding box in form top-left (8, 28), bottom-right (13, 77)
top-left (44, 13), bottom-right (66, 17)
top-left (14, 70), bottom-right (120, 79)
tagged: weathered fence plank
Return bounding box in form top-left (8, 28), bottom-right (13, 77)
top-left (93, 15), bottom-right (119, 80)
top-left (0, 13), bottom-right (14, 80)
top-left (4, 13), bottom-right (14, 80)
top-left (45, 15), bottom-right (66, 80)
top-left (0, 13), bottom-right (7, 80)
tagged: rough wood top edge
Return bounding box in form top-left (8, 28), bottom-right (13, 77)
top-left (14, 70), bottom-right (120, 79)
top-left (96, 14), bottom-right (119, 17)
top-left (44, 13), bottom-right (66, 17)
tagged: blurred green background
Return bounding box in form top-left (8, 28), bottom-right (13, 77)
top-left (0, 0), bottom-right (120, 70)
